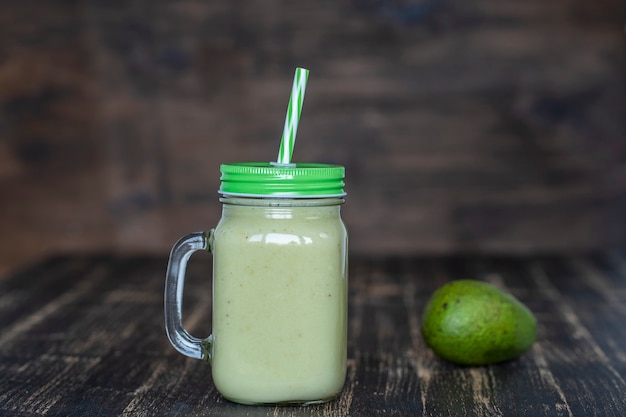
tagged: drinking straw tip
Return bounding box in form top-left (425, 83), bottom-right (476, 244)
top-left (277, 68), bottom-right (310, 165)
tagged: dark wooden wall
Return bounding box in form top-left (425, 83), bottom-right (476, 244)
top-left (0, 0), bottom-right (624, 272)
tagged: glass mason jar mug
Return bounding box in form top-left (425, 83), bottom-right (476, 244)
top-left (164, 163), bottom-right (348, 405)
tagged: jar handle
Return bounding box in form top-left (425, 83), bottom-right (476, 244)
top-left (164, 230), bottom-right (214, 362)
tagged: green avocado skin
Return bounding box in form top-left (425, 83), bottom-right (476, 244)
top-left (421, 280), bottom-right (537, 366)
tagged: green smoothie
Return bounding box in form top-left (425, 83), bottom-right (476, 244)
top-left (211, 200), bottom-right (348, 404)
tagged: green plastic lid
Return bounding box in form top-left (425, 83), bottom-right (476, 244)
top-left (219, 162), bottom-right (345, 198)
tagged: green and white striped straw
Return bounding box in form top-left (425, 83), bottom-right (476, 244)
top-left (277, 67), bottom-right (309, 165)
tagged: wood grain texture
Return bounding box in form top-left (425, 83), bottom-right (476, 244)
top-left (1, 253), bottom-right (625, 416)
top-left (0, 0), bottom-right (624, 272)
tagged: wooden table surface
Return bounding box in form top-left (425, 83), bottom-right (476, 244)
top-left (1, 253), bottom-right (625, 416)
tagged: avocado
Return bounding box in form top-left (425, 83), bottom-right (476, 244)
top-left (421, 280), bottom-right (537, 365)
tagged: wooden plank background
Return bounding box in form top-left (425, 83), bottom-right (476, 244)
top-left (0, 0), bottom-right (624, 273)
